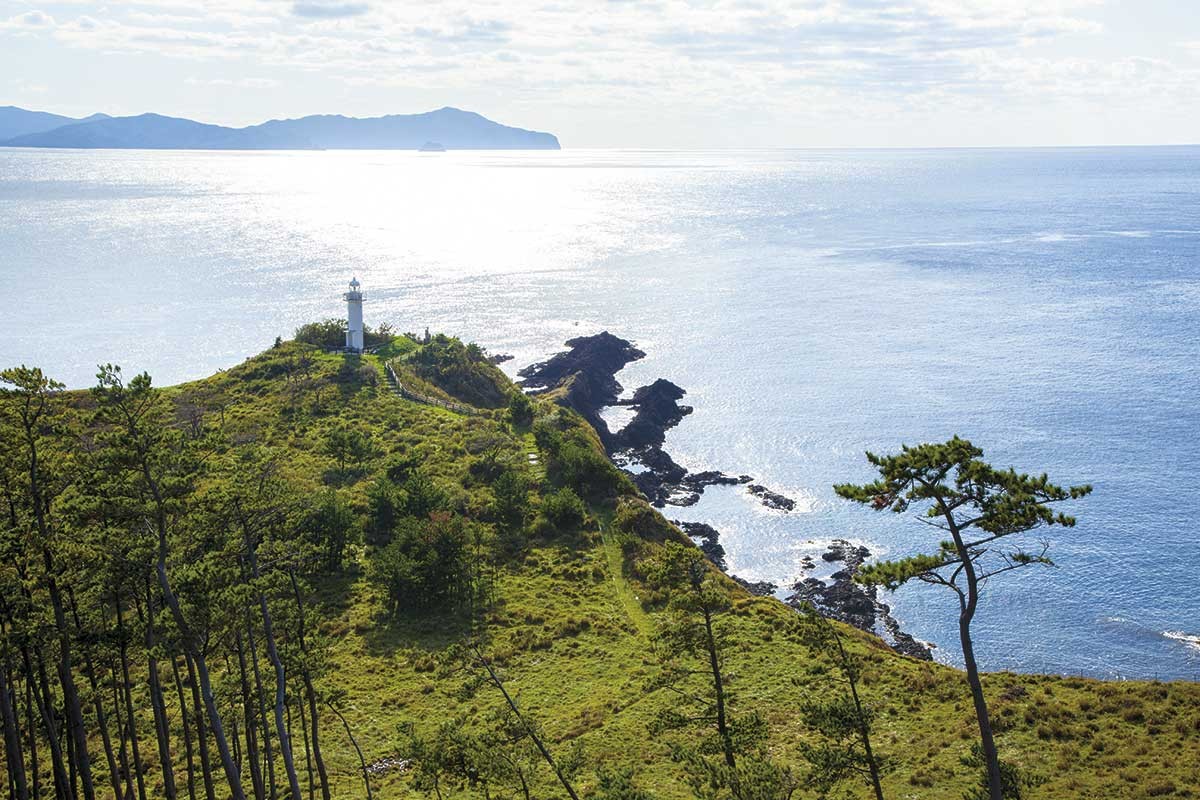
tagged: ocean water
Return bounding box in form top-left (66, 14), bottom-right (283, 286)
top-left (2, 146), bottom-right (1198, 680)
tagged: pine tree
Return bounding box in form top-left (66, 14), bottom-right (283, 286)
top-left (834, 436), bottom-right (1091, 800)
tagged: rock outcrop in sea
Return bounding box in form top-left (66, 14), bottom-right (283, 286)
top-left (786, 539), bottom-right (934, 660)
top-left (519, 331), bottom-right (791, 511)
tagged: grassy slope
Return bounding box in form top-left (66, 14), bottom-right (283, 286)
top-left (171, 340), bottom-right (1199, 800)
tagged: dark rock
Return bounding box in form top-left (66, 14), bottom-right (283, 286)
top-left (684, 470), bottom-right (751, 488)
top-left (732, 576), bottom-right (778, 596)
top-left (487, 353), bottom-right (514, 365)
top-left (674, 520), bottom-right (727, 570)
top-left (614, 379), bottom-right (693, 450)
top-left (747, 484), bottom-right (796, 511)
top-left (787, 540), bottom-right (933, 661)
top-left (518, 331), bottom-right (646, 447)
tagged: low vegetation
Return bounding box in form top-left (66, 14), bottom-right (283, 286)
top-left (1, 333), bottom-right (1197, 800)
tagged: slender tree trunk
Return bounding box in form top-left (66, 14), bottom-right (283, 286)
top-left (115, 598), bottom-right (147, 800)
top-left (295, 689), bottom-right (314, 800)
top-left (141, 582), bottom-right (177, 799)
top-left (246, 625), bottom-right (276, 800)
top-left (828, 624), bottom-right (885, 800)
top-left (288, 572), bottom-right (329, 800)
top-left (25, 668), bottom-right (41, 800)
top-left (948, 525), bottom-right (1002, 800)
top-left (701, 606), bottom-right (736, 770)
top-left (110, 673), bottom-right (133, 800)
top-left (171, 657), bottom-right (197, 800)
top-left (324, 701), bottom-right (372, 800)
top-left (234, 632), bottom-right (265, 800)
top-left (63, 591), bottom-right (120, 800)
top-left (183, 653), bottom-right (216, 800)
top-left (28, 644), bottom-right (71, 800)
top-left (469, 645), bottom-right (577, 800)
top-left (1, 645), bottom-right (30, 800)
top-left (244, 528), bottom-right (303, 800)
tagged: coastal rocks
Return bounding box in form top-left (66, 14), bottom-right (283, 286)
top-left (613, 379), bottom-right (693, 450)
top-left (518, 331), bottom-right (645, 447)
top-left (674, 520), bottom-right (775, 596)
top-left (747, 484), bottom-right (796, 511)
top-left (787, 539), bottom-right (933, 661)
top-left (521, 332), bottom-right (795, 512)
top-left (674, 520), bottom-right (727, 570)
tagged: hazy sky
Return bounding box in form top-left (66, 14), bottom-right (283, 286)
top-left (2, 0), bottom-right (1197, 147)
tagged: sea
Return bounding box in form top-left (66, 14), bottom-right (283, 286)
top-left (2, 146), bottom-right (1197, 680)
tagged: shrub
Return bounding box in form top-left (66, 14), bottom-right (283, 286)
top-left (369, 512), bottom-right (477, 614)
top-left (508, 391), bottom-right (534, 427)
top-left (543, 487), bottom-right (586, 531)
top-left (491, 470), bottom-right (531, 529)
top-left (302, 488), bottom-right (360, 571)
top-left (404, 334), bottom-right (509, 408)
top-left (613, 497), bottom-right (676, 542)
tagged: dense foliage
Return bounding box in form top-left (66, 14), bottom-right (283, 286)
top-left (295, 318), bottom-right (397, 350)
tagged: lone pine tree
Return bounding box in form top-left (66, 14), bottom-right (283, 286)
top-left (835, 436), bottom-right (1091, 800)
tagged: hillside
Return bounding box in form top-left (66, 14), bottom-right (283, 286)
top-left (0, 334), bottom-right (1197, 800)
top-left (1, 106), bottom-right (561, 150)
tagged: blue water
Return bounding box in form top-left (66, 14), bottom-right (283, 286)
top-left (2, 146), bottom-right (1197, 680)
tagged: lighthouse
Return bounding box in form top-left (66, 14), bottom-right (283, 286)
top-left (344, 277), bottom-right (364, 352)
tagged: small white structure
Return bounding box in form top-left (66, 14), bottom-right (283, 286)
top-left (344, 277), bottom-right (364, 352)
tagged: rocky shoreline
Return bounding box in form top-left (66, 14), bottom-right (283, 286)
top-left (519, 331), bottom-right (933, 659)
top-left (786, 539), bottom-right (933, 660)
top-left (518, 332), bottom-right (792, 511)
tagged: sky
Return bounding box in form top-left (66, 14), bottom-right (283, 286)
top-left (1, 0), bottom-right (1198, 148)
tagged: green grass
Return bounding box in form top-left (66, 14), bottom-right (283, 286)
top-left (129, 338), bottom-right (1200, 798)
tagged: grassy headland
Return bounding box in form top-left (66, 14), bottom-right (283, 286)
top-left (1, 334), bottom-right (1197, 800)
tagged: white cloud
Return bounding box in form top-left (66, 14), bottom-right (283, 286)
top-left (185, 76), bottom-right (280, 88)
top-left (1, 9), bottom-right (55, 29)
top-left (2, 0), bottom-right (1197, 145)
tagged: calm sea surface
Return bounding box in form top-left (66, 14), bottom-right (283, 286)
top-left (2, 146), bottom-right (1197, 680)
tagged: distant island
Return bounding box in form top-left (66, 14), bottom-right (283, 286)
top-left (0, 105), bottom-right (561, 150)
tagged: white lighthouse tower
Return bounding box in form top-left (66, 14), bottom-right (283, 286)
top-left (344, 277), bottom-right (364, 352)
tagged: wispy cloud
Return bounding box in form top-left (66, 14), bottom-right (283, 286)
top-left (1, 9), bottom-right (55, 30)
top-left (291, 2), bottom-right (370, 20)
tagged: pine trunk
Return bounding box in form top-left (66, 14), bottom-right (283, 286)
top-left (171, 657), bottom-right (198, 800)
top-left (183, 652), bottom-right (216, 800)
top-left (247, 624), bottom-right (276, 799)
top-left (288, 572), bottom-right (330, 800)
top-left (0, 647), bottom-right (30, 800)
top-left (116, 599), bottom-right (147, 800)
top-left (235, 632), bottom-right (265, 800)
top-left (142, 583), bottom-right (177, 799)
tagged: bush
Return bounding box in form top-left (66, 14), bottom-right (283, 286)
top-left (399, 471), bottom-right (450, 520)
top-left (366, 476), bottom-right (400, 547)
top-left (404, 334), bottom-right (509, 408)
top-left (295, 318), bottom-right (395, 349)
top-left (508, 391), bottom-right (534, 427)
top-left (302, 488), bottom-right (360, 571)
top-left (613, 497), bottom-right (676, 542)
top-left (295, 318), bottom-right (347, 348)
top-left (369, 512), bottom-right (477, 613)
top-left (491, 470), bottom-right (530, 529)
top-left (542, 487), bottom-right (586, 531)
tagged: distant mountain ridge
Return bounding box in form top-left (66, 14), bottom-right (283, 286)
top-left (0, 106), bottom-right (111, 141)
top-left (0, 106), bottom-right (560, 150)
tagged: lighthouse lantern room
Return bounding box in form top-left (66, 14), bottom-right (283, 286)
top-left (344, 277), bottom-right (364, 352)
